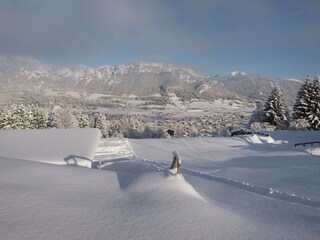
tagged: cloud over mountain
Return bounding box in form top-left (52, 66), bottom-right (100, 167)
top-left (0, 0), bottom-right (319, 78)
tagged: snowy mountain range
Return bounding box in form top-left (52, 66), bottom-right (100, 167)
top-left (0, 56), bottom-right (303, 104)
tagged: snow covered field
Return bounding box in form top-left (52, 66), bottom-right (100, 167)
top-left (0, 129), bottom-right (319, 239)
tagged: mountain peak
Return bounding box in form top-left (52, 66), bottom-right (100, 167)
top-left (231, 71), bottom-right (247, 76)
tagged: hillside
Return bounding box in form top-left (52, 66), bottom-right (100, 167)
top-left (215, 75), bottom-right (303, 105)
top-left (0, 57), bottom-right (234, 101)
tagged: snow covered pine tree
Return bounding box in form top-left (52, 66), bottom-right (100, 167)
top-left (76, 112), bottom-right (91, 128)
top-left (292, 75), bottom-right (314, 121)
top-left (308, 76), bottom-right (320, 130)
top-left (292, 75), bottom-right (320, 130)
top-left (262, 85), bottom-right (288, 129)
top-left (29, 105), bottom-right (48, 129)
top-left (93, 112), bottom-right (108, 137)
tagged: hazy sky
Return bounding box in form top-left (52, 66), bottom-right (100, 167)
top-left (0, 0), bottom-right (319, 78)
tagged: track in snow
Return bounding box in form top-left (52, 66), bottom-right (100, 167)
top-left (139, 158), bottom-right (320, 209)
top-left (94, 138), bottom-right (320, 208)
top-left (182, 168), bottom-right (320, 208)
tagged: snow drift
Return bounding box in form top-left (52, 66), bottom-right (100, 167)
top-left (1, 130), bottom-right (320, 240)
top-left (0, 128), bottom-right (101, 167)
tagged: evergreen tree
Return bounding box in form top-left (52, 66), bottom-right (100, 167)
top-left (29, 105), bottom-right (48, 129)
top-left (76, 113), bottom-right (91, 128)
top-left (292, 75), bottom-right (313, 120)
top-left (47, 111), bottom-right (55, 128)
top-left (262, 85), bottom-right (288, 129)
top-left (12, 104), bottom-right (25, 129)
top-left (93, 112), bottom-right (108, 137)
top-left (0, 106), bottom-right (11, 129)
top-left (308, 76), bottom-right (320, 130)
top-left (5, 104), bottom-right (29, 129)
top-left (0, 104), bottom-right (30, 129)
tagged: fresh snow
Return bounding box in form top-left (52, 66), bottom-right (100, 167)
top-left (0, 129), bottom-right (320, 240)
top-left (0, 128), bottom-right (101, 167)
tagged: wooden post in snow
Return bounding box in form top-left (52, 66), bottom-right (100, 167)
top-left (170, 151), bottom-right (181, 174)
top-left (177, 159), bottom-right (181, 174)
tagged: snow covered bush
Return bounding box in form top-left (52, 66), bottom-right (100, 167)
top-left (109, 115), bottom-right (145, 138)
top-left (249, 101), bottom-right (264, 124)
top-left (250, 122), bottom-right (277, 131)
top-left (288, 118), bottom-right (309, 131)
top-left (51, 109), bottom-right (79, 129)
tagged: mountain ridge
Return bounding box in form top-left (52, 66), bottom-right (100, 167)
top-left (0, 56), bottom-right (303, 104)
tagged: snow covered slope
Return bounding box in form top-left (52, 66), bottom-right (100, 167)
top-left (0, 130), bottom-right (319, 240)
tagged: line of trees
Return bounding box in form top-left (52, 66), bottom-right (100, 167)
top-left (0, 105), bottom-right (164, 138)
top-left (250, 75), bottom-right (320, 130)
top-left (0, 105), bottom-right (109, 134)
top-left (0, 104), bottom-right (238, 138)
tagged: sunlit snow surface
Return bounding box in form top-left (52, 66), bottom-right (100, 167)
top-left (0, 128), bottom-right (101, 167)
top-left (0, 130), bottom-right (319, 240)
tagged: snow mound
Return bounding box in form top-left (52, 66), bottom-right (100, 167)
top-left (0, 128), bottom-right (101, 167)
top-left (258, 135), bottom-right (274, 143)
top-left (101, 158), bottom-right (206, 202)
top-left (243, 134), bottom-right (262, 144)
top-left (306, 147), bottom-right (320, 156)
top-left (127, 170), bottom-right (207, 202)
top-left (242, 134), bottom-right (287, 145)
top-left (258, 135), bottom-right (287, 144)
